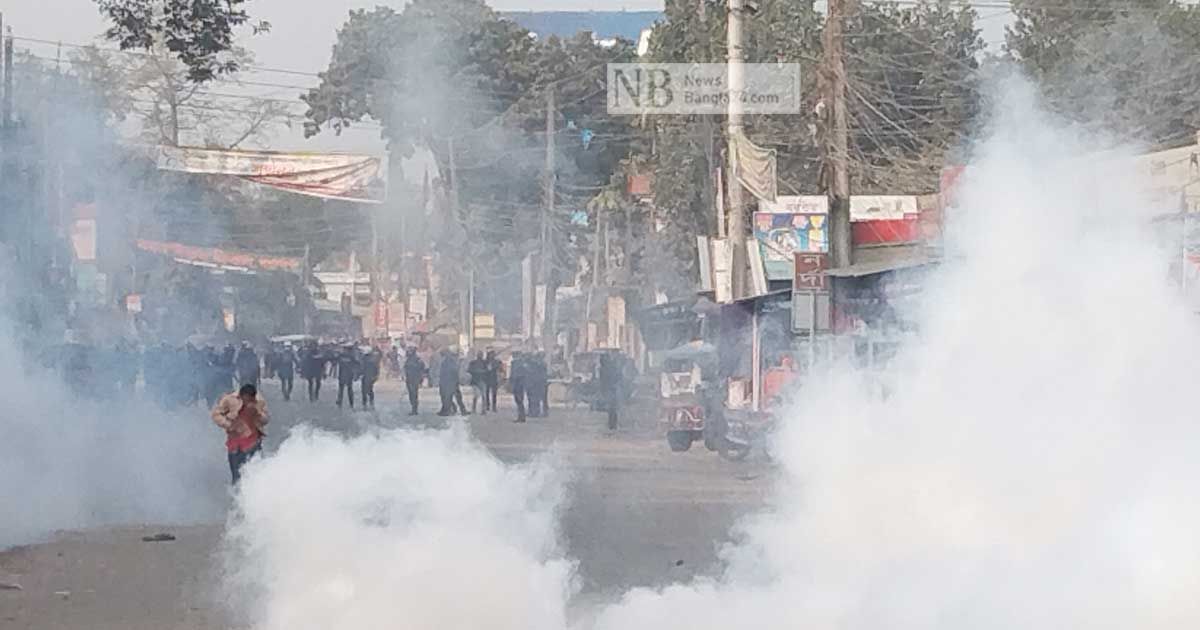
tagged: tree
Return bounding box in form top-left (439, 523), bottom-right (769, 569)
top-left (1007, 0), bottom-right (1200, 146)
top-left (304, 0), bottom-right (639, 324)
top-left (94, 0), bottom-right (270, 83)
top-left (846, 0), bottom-right (984, 191)
top-left (634, 0), bottom-right (981, 294)
top-left (72, 44), bottom-right (287, 148)
top-left (639, 0), bottom-right (822, 295)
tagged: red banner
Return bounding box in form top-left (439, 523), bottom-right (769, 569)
top-left (136, 239), bottom-right (302, 273)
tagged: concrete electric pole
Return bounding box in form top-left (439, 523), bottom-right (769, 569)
top-left (726, 0), bottom-right (747, 299)
top-left (823, 0), bottom-right (854, 270)
top-left (542, 86), bottom-right (556, 351)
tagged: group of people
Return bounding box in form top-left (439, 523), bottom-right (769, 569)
top-left (48, 338), bottom-right (261, 408)
top-left (291, 340), bottom-right (384, 409)
top-left (508, 351), bottom-right (550, 423)
top-left (415, 348), bottom-right (551, 422)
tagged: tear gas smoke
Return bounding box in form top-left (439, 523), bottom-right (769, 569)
top-left (597, 77), bottom-right (1200, 630)
top-left (221, 426), bottom-right (575, 630)
top-left (224, 76), bottom-right (1200, 629)
top-left (0, 329), bottom-right (227, 549)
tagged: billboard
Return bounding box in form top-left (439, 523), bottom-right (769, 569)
top-left (157, 146), bottom-right (387, 203)
top-left (753, 212), bottom-right (828, 281)
top-left (850, 195), bottom-right (922, 245)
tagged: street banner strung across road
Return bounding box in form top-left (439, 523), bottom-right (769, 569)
top-left (136, 239), bottom-right (302, 274)
top-left (156, 146), bottom-right (388, 203)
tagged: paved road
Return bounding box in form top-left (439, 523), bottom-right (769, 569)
top-left (0, 379), bottom-right (773, 630)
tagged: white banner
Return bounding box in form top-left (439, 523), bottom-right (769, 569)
top-left (760, 195), bottom-right (828, 215)
top-left (711, 238), bottom-right (733, 304)
top-left (157, 146), bottom-right (387, 203)
top-left (851, 195), bottom-right (918, 221)
top-left (408, 288), bottom-right (428, 320)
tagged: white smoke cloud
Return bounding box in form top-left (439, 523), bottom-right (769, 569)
top-left (221, 75), bottom-right (1200, 630)
top-left (220, 426), bottom-right (576, 630)
top-left (596, 76), bottom-right (1200, 630)
top-left (0, 332), bottom-right (227, 548)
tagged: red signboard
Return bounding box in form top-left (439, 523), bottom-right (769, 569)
top-left (852, 218), bottom-right (921, 245)
top-left (794, 253), bottom-right (828, 290)
top-left (374, 300), bottom-right (389, 333)
top-left (627, 172), bottom-right (654, 198)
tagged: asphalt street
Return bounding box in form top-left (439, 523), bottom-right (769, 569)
top-left (0, 379), bottom-right (773, 630)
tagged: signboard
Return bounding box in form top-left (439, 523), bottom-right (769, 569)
top-left (794, 252), bottom-right (832, 334)
top-left (408, 288), bottom-right (428, 320)
top-left (792, 291), bottom-right (831, 334)
top-left (759, 195), bottom-right (828, 215)
top-left (473, 313), bottom-right (496, 340)
top-left (850, 195), bottom-right (917, 221)
top-left (156, 146), bottom-right (387, 204)
top-left (606, 295), bottom-right (626, 349)
top-left (374, 300), bottom-right (389, 333)
top-left (850, 196), bottom-right (921, 245)
top-left (388, 298), bottom-right (407, 335)
top-left (521, 255), bottom-right (534, 339)
top-left (696, 235), bottom-right (713, 292)
top-left (70, 219), bottom-right (97, 262)
top-left (753, 212), bottom-right (828, 281)
top-left (125, 293), bottom-right (143, 314)
top-left (794, 253), bottom-right (829, 291)
top-left (747, 237), bottom-right (768, 296)
top-left (711, 238), bottom-right (733, 304)
top-left (534, 284), bottom-right (547, 339)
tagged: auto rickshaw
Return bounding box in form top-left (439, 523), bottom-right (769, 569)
top-left (658, 341), bottom-right (717, 452)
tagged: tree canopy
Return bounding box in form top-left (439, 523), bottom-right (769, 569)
top-left (93, 0), bottom-right (269, 82)
top-left (1007, 0), bottom-right (1200, 147)
top-left (303, 0), bottom-right (639, 314)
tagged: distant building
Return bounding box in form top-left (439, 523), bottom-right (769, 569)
top-left (501, 10), bottom-right (662, 42)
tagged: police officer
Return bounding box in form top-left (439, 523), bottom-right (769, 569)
top-left (335, 345), bottom-right (360, 409)
top-left (403, 347), bottom-right (427, 415)
top-left (360, 346), bottom-right (382, 409)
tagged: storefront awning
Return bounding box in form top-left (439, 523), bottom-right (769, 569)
top-left (824, 257), bottom-right (935, 278)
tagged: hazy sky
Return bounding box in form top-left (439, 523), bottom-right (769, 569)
top-left (5, 0), bottom-right (664, 73)
top-left (3, 0), bottom-right (1005, 153)
top-left (3, 0), bottom-right (663, 152)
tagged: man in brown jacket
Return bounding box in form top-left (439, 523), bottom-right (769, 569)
top-left (211, 384), bottom-right (270, 484)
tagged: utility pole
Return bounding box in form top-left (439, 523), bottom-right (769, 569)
top-left (0, 12), bottom-right (5, 140)
top-left (0, 12), bottom-right (6, 245)
top-left (468, 266), bottom-right (475, 349)
top-left (371, 204), bottom-right (380, 336)
top-left (726, 0), bottom-right (747, 299)
top-left (302, 243), bottom-right (311, 334)
top-left (824, 0), bottom-right (853, 269)
top-left (447, 136), bottom-right (467, 348)
top-left (3, 26), bottom-right (14, 249)
top-left (541, 86), bottom-right (556, 351)
top-left (1, 19), bottom-right (9, 133)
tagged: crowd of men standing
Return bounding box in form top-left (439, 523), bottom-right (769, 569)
top-left (46, 335), bottom-right (618, 427)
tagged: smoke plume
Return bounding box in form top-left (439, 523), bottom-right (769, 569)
top-left (223, 75), bottom-right (1200, 630)
top-left (220, 426), bottom-right (575, 630)
top-left (0, 331), bottom-right (227, 549)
